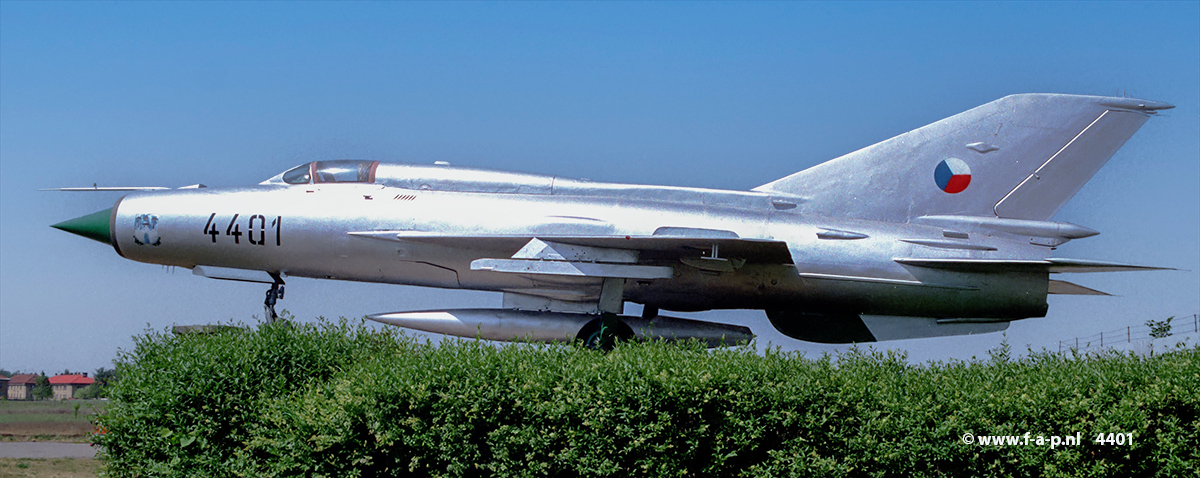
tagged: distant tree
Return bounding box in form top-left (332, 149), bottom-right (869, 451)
top-left (32, 374), bottom-right (53, 400)
top-left (0, 368), bottom-right (13, 377)
top-left (89, 367), bottom-right (118, 398)
top-left (1147, 316), bottom-right (1174, 339)
top-left (94, 367), bottom-right (117, 387)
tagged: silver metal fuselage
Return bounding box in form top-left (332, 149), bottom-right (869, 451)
top-left (54, 94), bottom-right (1173, 343)
top-left (108, 168), bottom-right (1050, 320)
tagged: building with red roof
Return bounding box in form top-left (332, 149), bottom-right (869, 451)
top-left (6, 374), bottom-right (38, 400)
top-left (49, 374), bottom-right (94, 400)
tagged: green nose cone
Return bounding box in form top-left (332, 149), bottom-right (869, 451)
top-left (52, 208), bottom-right (113, 245)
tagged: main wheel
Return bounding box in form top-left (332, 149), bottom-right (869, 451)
top-left (577, 314), bottom-right (635, 351)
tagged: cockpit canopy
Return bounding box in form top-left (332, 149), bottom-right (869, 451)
top-left (259, 160), bottom-right (777, 208)
top-left (277, 160), bottom-right (379, 185)
top-left (261, 160), bottom-right (557, 194)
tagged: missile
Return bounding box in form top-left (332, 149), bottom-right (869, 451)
top-left (367, 309), bottom-right (754, 347)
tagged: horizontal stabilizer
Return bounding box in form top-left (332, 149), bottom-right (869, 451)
top-left (1048, 280), bottom-right (1110, 296)
top-left (895, 257), bottom-right (1172, 273)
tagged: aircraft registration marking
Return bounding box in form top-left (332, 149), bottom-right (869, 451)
top-left (202, 213), bottom-right (282, 246)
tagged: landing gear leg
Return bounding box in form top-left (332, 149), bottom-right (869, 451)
top-left (263, 275), bottom-right (285, 322)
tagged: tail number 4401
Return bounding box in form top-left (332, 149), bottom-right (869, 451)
top-left (202, 213), bottom-right (281, 246)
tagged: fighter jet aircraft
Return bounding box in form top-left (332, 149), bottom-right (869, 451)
top-left (50, 94), bottom-right (1173, 347)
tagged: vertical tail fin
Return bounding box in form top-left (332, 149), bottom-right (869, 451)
top-left (755, 94), bottom-right (1171, 222)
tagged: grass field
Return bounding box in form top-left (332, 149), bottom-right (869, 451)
top-left (0, 458), bottom-right (99, 478)
top-left (0, 401), bottom-right (104, 442)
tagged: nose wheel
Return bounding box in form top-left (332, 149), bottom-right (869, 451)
top-left (263, 275), bottom-right (285, 322)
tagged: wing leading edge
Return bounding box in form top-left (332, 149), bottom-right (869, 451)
top-left (349, 232), bottom-right (795, 265)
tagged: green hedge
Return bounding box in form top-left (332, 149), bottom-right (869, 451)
top-left (94, 318), bottom-right (1198, 477)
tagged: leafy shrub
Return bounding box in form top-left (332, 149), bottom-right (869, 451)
top-left (95, 318), bottom-right (1199, 477)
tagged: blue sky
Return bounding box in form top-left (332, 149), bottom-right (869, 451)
top-left (2, 2), bottom-right (1197, 373)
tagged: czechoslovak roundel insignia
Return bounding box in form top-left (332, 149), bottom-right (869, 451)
top-left (934, 158), bottom-right (971, 194)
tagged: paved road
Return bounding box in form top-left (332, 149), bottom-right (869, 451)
top-left (0, 442), bottom-right (97, 458)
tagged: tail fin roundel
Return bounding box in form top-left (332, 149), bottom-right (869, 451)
top-left (754, 94), bottom-right (1171, 222)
